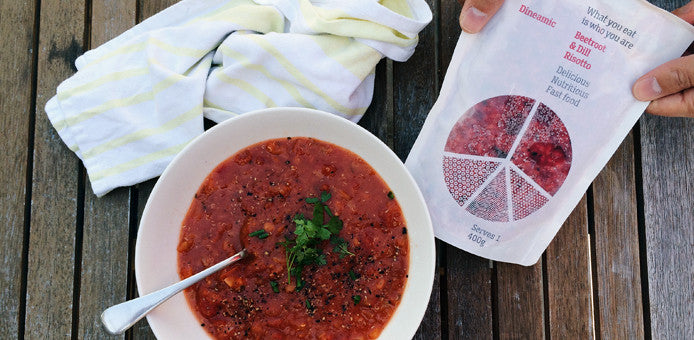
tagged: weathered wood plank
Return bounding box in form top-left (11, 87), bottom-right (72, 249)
top-left (640, 115), bottom-right (694, 339)
top-left (641, 1), bottom-right (694, 338)
top-left (545, 196), bottom-right (594, 339)
top-left (0, 0), bottom-right (37, 337)
top-left (129, 3), bottom-right (179, 338)
top-left (496, 262), bottom-right (545, 339)
top-left (592, 132), bottom-right (644, 339)
top-left (130, 180), bottom-right (158, 340)
top-left (77, 2), bottom-right (137, 339)
top-left (359, 59), bottom-right (393, 148)
top-left (413, 241), bottom-right (443, 340)
top-left (24, 0), bottom-right (85, 338)
top-left (446, 251), bottom-right (494, 340)
top-left (392, 0), bottom-right (438, 161)
top-left (390, 0), bottom-right (443, 338)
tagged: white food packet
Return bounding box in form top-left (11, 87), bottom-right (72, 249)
top-left (405, 0), bottom-right (694, 265)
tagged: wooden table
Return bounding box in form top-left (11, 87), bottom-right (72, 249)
top-left (2, 0), bottom-right (692, 339)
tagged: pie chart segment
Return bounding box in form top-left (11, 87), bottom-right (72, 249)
top-left (510, 168), bottom-right (549, 220)
top-left (442, 156), bottom-right (501, 207)
top-left (465, 171), bottom-right (509, 222)
top-left (511, 103), bottom-right (572, 196)
top-left (444, 95), bottom-right (535, 158)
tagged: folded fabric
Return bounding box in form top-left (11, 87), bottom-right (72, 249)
top-left (45, 0), bottom-right (432, 196)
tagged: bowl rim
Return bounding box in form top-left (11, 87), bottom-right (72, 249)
top-left (135, 107), bottom-right (435, 339)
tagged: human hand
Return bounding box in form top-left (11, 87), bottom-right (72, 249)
top-left (632, 1), bottom-right (694, 117)
top-left (458, 0), bottom-right (505, 33)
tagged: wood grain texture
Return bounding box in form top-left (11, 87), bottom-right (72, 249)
top-left (392, 0), bottom-right (438, 161)
top-left (0, 0), bottom-right (36, 337)
top-left (80, 188), bottom-right (132, 340)
top-left (592, 132), bottom-right (644, 339)
top-left (545, 196), bottom-right (594, 339)
top-left (130, 180), bottom-right (158, 340)
top-left (643, 1), bottom-right (693, 338)
top-left (496, 262), bottom-right (545, 339)
top-left (446, 250), bottom-right (493, 340)
top-left (76, 2), bottom-right (137, 339)
top-left (24, 0), bottom-right (85, 338)
top-left (413, 241), bottom-right (443, 340)
top-left (391, 0), bottom-right (443, 338)
top-left (439, 0), bottom-right (461, 78)
top-left (640, 115), bottom-right (694, 339)
top-left (359, 59), bottom-right (394, 148)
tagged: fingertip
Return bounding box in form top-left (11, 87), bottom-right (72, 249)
top-left (632, 76), bottom-right (662, 101)
top-left (460, 6), bottom-right (489, 33)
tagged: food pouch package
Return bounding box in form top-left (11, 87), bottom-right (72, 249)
top-left (405, 0), bottom-right (694, 265)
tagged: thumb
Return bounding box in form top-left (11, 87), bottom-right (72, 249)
top-left (459, 0), bottom-right (505, 33)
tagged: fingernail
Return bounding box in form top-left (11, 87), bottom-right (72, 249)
top-left (460, 7), bottom-right (488, 33)
top-left (633, 76), bottom-right (662, 101)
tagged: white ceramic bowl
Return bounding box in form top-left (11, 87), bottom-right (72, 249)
top-left (135, 107), bottom-right (435, 339)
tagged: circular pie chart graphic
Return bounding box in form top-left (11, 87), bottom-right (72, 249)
top-left (442, 95), bottom-right (572, 222)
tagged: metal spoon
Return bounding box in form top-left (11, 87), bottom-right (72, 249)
top-left (101, 249), bottom-right (247, 335)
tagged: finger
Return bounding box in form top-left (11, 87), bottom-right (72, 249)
top-left (459, 0), bottom-right (505, 33)
top-left (632, 54), bottom-right (694, 101)
top-left (644, 87), bottom-right (694, 117)
top-left (672, 1), bottom-right (694, 24)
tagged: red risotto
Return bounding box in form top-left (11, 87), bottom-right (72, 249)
top-left (178, 137), bottom-right (409, 339)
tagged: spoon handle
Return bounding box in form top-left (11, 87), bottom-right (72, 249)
top-left (101, 249), bottom-right (247, 335)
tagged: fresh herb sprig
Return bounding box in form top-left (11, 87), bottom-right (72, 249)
top-left (278, 191), bottom-right (353, 286)
top-left (249, 229), bottom-right (269, 239)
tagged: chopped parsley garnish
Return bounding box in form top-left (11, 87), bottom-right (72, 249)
top-left (348, 269), bottom-right (358, 281)
top-left (269, 280), bottom-right (279, 293)
top-left (249, 229), bottom-right (269, 239)
top-left (331, 236), bottom-right (354, 259)
top-left (278, 191), bottom-right (353, 286)
top-left (352, 295), bottom-right (361, 305)
top-left (305, 299), bottom-right (313, 310)
top-left (387, 191), bottom-right (395, 199)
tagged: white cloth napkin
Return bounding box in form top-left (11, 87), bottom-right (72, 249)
top-left (45, 0), bottom-right (432, 196)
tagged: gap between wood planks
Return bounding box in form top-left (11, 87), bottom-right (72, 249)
top-left (18, 0), bottom-right (43, 338)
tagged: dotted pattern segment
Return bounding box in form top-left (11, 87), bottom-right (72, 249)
top-left (442, 156), bottom-right (501, 207)
top-left (510, 168), bottom-right (549, 220)
top-left (466, 171), bottom-right (509, 222)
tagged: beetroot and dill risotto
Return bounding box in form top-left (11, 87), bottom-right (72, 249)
top-left (177, 137), bottom-right (409, 339)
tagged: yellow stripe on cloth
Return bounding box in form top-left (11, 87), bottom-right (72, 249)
top-left (81, 41), bottom-right (147, 70)
top-left (54, 74), bottom-right (180, 132)
top-left (191, 3), bottom-right (285, 34)
top-left (380, 0), bottom-right (414, 18)
top-left (58, 67), bottom-right (149, 101)
top-left (247, 35), bottom-right (366, 116)
top-left (215, 72), bottom-right (277, 107)
top-left (90, 140), bottom-right (190, 182)
top-left (307, 35), bottom-right (381, 80)
top-left (81, 104), bottom-right (202, 160)
top-left (203, 98), bottom-right (230, 112)
top-left (299, 0), bottom-right (416, 48)
top-left (218, 44), bottom-right (315, 109)
top-left (148, 38), bottom-right (209, 59)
